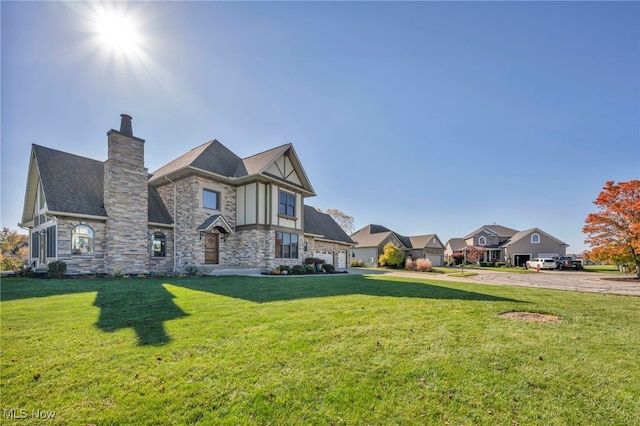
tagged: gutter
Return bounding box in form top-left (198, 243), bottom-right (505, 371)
top-left (165, 176), bottom-right (178, 273)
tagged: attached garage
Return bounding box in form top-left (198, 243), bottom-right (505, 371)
top-left (314, 251), bottom-right (333, 265)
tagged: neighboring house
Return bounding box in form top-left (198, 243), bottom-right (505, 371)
top-left (20, 114), bottom-right (352, 275)
top-left (350, 224), bottom-right (444, 267)
top-left (444, 224), bottom-right (568, 267)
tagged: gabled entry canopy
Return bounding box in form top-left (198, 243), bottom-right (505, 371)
top-left (197, 214), bottom-right (234, 234)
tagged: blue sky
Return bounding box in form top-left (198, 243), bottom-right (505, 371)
top-left (2, 1), bottom-right (638, 253)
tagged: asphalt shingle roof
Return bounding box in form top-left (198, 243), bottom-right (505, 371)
top-left (304, 205), bottom-right (354, 245)
top-left (33, 144), bottom-right (172, 224)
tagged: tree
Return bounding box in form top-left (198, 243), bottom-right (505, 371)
top-left (583, 180), bottom-right (640, 278)
top-left (324, 208), bottom-right (355, 236)
top-left (378, 243), bottom-right (404, 268)
top-left (450, 251), bottom-right (465, 265)
top-left (465, 245), bottom-right (486, 265)
top-left (0, 227), bottom-right (28, 254)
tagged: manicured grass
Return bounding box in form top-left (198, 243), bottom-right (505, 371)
top-left (583, 264), bottom-right (623, 274)
top-left (2, 274), bottom-right (639, 425)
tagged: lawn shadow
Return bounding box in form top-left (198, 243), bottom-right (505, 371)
top-left (94, 280), bottom-right (188, 346)
top-left (173, 274), bottom-right (523, 304)
top-left (1, 277), bottom-right (188, 346)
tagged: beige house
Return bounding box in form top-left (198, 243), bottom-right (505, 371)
top-left (350, 224), bottom-right (444, 267)
top-left (20, 114), bottom-right (353, 275)
top-left (444, 224), bottom-right (568, 267)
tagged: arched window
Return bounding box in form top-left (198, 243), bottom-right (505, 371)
top-left (151, 232), bottom-right (166, 257)
top-left (478, 236), bottom-right (487, 246)
top-left (72, 225), bottom-right (94, 255)
top-left (531, 233), bottom-right (540, 244)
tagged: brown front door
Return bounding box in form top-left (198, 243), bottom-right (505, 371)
top-left (204, 233), bottom-right (219, 264)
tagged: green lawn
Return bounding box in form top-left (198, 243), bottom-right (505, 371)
top-left (2, 274), bottom-right (639, 425)
top-left (583, 264), bottom-right (623, 274)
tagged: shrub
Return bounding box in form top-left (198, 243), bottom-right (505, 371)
top-left (0, 254), bottom-right (23, 272)
top-left (14, 264), bottom-right (36, 277)
top-left (304, 257), bottom-right (325, 265)
top-left (496, 262), bottom-right (506, 268)
top-left (183, 264), bottom-right (197, 275)
top-left (279, 265), bottom-right (292, 275)
top-left (487, 262), bottom-right (496, 267)
top-left (322, 263), bottom-right (335, 273)
top-left (291, 265), bottom-right (308, 275)
top-left (415, 257), bottom-right (432, 272)
top-left (479, 262), bottom-right (488, 267)
top-left (405, 258), bottom-right (414, 271)
top-left (379, 243), bottom-right (404, 268)
top-left (47, 260), bottom-right (67, 278)
top-left (350, 259), bottom-right (364, 267)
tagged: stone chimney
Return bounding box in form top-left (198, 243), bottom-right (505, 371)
top-left (103, 114), bottom-right (149, 274)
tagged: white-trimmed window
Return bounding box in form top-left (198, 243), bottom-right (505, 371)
top-left (151, 232), bottom-right (166, 257)
top-left (72, 225), bottom-right (94, 255)
top-left (531, 233), bottom-right (540, 244)
top-left (203, 189), bottom-right (220, 210)
top-left (478, 236), bottom-right (487, 246)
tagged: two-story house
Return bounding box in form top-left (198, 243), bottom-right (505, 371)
top-left (20, 114), bottom-right (353, 275)
top-left (444, 224), bottom-right (568, 267)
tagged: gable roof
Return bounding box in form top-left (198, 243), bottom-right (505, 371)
top-left (22, 144), bottom-right (172, 225)
top-left (303, 205), bottom-right (354, 245)
top-left (409, 234), bottom-right (444, 249)
top-left (150, 141), bottom-right (315, 196)
top-left (503, 227), bottom-right (568, 247)
top-left (350, 224), bottom-right (413, 249)
top-left (446, 238), bottom-right (467, 251)
top-left (29, 144), bottom-right (107, 218)
top-left (149, 140), bottom-right (244, 180)
top-left (464, 224), bottom-right (518, 239)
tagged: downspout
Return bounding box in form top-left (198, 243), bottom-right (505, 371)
top-left (165, 176), bottom-right (177, 273)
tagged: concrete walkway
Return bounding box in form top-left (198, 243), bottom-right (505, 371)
top-left (349, 268), bottom-right (640, 296)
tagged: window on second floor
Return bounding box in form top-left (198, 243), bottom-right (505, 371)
top-left (279, 191), bottom-right (296, 217)
top-left (531, 233), bottom-right (540, 244)
top-left (478, 236), bottom-right (487, 246)
top-left (203, 189), bottom-right (220, 210)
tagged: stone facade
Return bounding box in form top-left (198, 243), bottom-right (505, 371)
top-left (103, 130), bottom-right (149, 274)
top-left (55, 218), bottom-right (107, 276)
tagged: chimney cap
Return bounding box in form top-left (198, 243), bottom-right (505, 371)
top-left (119, 114), bottom-right (133, 136)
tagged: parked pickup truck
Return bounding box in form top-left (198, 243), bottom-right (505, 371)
top-left (554, 256), bottom-right (583, 270)
top-left (525, 258), bottom-right (557, 270)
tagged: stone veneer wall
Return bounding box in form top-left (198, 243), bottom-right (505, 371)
top-left (155, 175), bottom-right (236, 268)
top-left (303, 237), bottom-right (350, 268)
top-left (55, 218), bottom-right (107, 275)
top-left (103, 131), bottom-right (149, 274)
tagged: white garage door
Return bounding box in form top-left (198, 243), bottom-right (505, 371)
top-left (426, 255), bottom-right (442, 267)
top-left (337, 251), bottom-right (347, 269)
top-left (314, 252), bottom-right (333, 265)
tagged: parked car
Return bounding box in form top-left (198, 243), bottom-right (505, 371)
top-left (525, 258), bottom-right (557, 270)
top-left (554, 256), bottom-right (583, 270)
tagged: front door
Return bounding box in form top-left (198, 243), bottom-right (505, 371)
top-left (204, 233), bottom-right (219, 264)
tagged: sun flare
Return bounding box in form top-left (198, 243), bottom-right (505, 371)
top-left (88, 4), bottom-right (144, 59)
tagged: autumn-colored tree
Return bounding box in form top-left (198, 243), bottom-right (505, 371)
top-left (583, 180), bottom-right (640, 278)
top-left (465, 245), bottom-right (486, 265)
top-left (450, 251), bottom-right (465, 265)
top-left (0, 227), bottom-right (28, 254)
top-left (323, 208), bottom-right (355, 236)
top-left (379, 243), bottom-right (404, 267)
